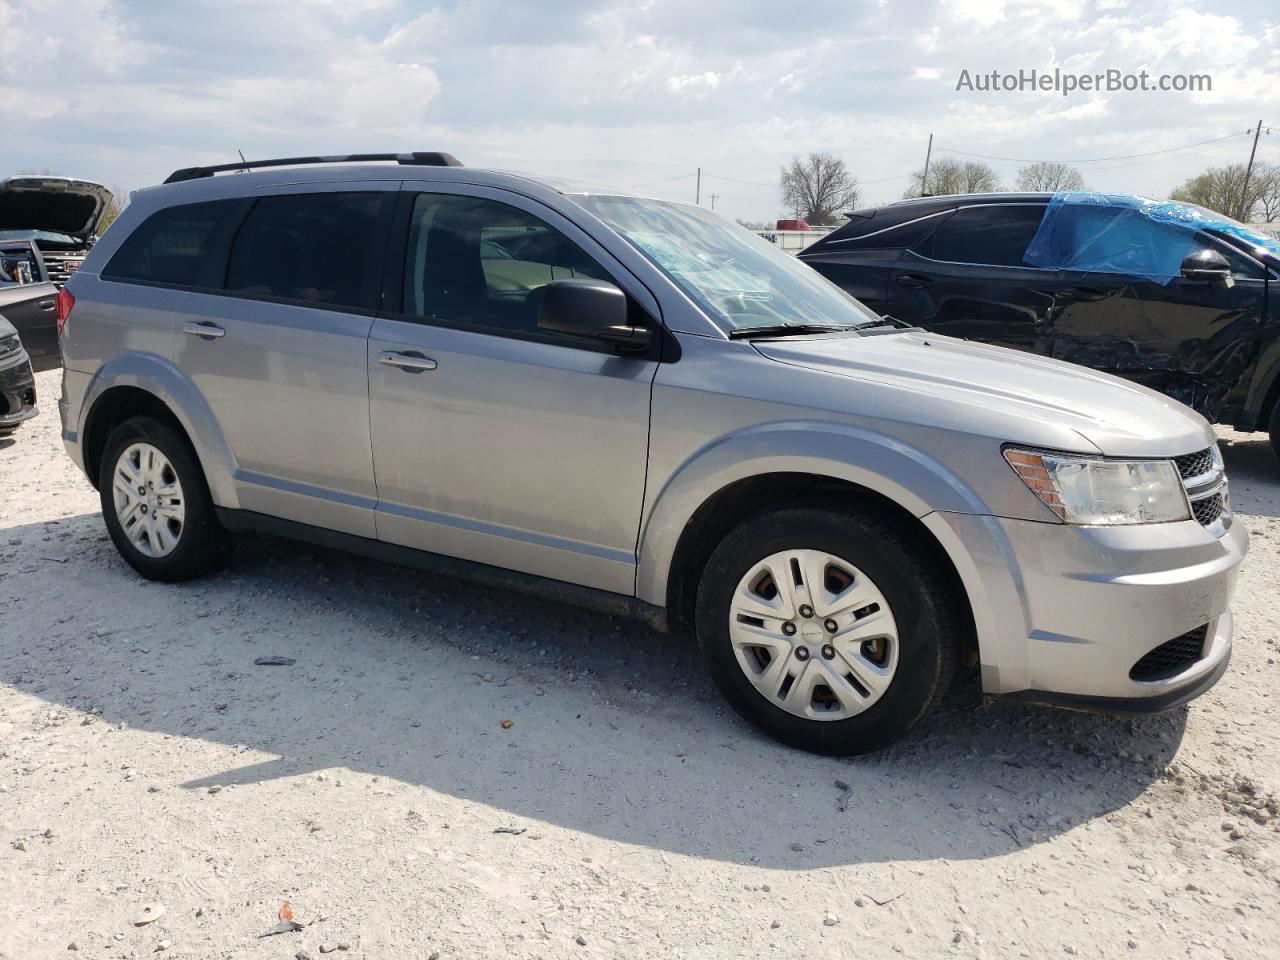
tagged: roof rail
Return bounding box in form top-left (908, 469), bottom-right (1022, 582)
top-left (163, 152), bottom-right (462, 185)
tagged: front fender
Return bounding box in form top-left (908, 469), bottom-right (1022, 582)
top-left (78, 351), bottom-right (239, 507)
top-left (634, 420), bottom-right (992, 607)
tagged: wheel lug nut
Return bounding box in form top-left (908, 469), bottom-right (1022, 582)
top-left (137, 486), bottom-right (146, 495)
top-left (821, 644), bottom-right (835, 660)
top-left (798, 604), bottom-right (814, 619)
top-left (781, 622), bottom-right (797, 636)
top-left (824, 618), bottom-right (838, 633)
top-left (795, 646), bottom-right (810, 661)
top-left (140, 505), bottom-right (148, 514)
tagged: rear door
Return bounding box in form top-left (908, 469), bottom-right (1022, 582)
top-left (888, 203), bottom-right (1061, 354)
top-left (1046, 207), bottom-right (1266, 418)
top-left (801, 216), bottom-right (942, 316)
top-left (366, 184), bottom-right (660, 594)
top-left (174, 182), bottom-right (397, 538)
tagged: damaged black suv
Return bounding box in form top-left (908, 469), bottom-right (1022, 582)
top-left (800, 192), bottom-right (1280, 461)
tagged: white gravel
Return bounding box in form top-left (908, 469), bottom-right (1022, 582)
top-left (2, 368), bottom-right (1278, 959)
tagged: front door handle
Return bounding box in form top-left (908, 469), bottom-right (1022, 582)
top-left (183, 321), bottom-right (225, 339)
top-left (378, 351), bottom-right (437, 372)
top-left (896, 274), bottom-right (930, 288)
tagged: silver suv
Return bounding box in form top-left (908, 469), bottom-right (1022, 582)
top-left (57, 153), bottom-right (1248, 754)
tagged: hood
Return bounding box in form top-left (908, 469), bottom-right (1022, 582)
top-left (0, 176), bottom-right (114, 241)
top-left (753, 331), bottom-right (1216, 458)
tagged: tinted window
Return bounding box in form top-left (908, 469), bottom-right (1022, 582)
top-left (823, 214), bottom-right (941, 253)
top-left (403, 193), bottom-right (610, 334)
top-left (227, 192), bottom-right (384, 310)
top-left (103, 200), bottom-right (244, 287)
top-left (922, 205), bottom-right (1047, 267)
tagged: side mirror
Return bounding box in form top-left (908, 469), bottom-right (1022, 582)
top-left (1180, 249), bottom-right (1234, 288)
top-left (537, 278), bottom-right (652, 352)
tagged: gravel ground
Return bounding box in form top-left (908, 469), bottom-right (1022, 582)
top-left (2, 367), bottom-right (1278, 960)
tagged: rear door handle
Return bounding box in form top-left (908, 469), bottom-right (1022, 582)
top-left (896, 274), bottom-right (930, 288)
top-left (183, 321), bottom-right (225, 339)
top-left (378, 351), bottom-right (437, 372)
top-left (37, 299), bottom-right (55, 310)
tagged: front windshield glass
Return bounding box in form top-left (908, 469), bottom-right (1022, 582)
top-left (572, 195), bottom-right (880, 331)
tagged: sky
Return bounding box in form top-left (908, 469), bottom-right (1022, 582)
top-left (1, 0), bottom-right (1277, 223)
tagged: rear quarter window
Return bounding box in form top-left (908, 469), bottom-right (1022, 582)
top-left (102, 199), bottom-right (246, 288)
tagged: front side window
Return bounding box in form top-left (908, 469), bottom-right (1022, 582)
top-left (226, 192), bottom-right (384, 310)
top-left (919, 205), bottom-right (1047, 267)
top-left (402, 193), bottom-right (611, 334)
top-left (103, 199), bottom-right (244, 287)
top-left (572, 195), bottom-right (880, 332)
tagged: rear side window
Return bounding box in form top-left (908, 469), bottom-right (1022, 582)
top-left (226, 192), bottom-right (386, 310)
top-left (103, 199), bottom-right (245, 287)
top-left (918, 205), bottom-right (1047, 267)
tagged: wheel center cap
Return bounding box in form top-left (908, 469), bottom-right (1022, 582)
top-left (799, 622), bottom-right (824, 642)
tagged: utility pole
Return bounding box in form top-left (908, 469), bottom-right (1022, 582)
top-left (921, 133), bottom-right (933, 197)
top-left (696, 167), bottom-right (701, 205)
top-left (1238, 120), bottom-right (1264, 221)
top-left (708, 192), bottom-right (719, 211)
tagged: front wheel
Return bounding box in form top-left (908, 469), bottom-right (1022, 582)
top-left (696, 505), bottom-right (959, 755)
top-left (98, 415), bottom-right (232, 582)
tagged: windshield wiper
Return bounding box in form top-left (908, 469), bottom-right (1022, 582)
top-left (728, 323), bottom-right (855, 339)
top-left (853, 315), bottom-right (912, 330)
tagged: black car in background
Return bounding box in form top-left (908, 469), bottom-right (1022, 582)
top-left (0, 311), bottom-right (37, 438)
top-left (799, 193), bottom-right (1280, 460)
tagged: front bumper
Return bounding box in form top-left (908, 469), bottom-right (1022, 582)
top-left (0, 348), bottom-right (38, 431)
top-left (926, 511), bottom-right (1248, 711)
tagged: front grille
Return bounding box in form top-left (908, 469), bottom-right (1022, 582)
top-left (1192, 493), bottom-right (1225, 526)
top-left (43, 255), bottom-right (85, 286)
top-left (1174, 448), bottom-right (1214, 480)
top-left (1129, 626), bottom-right (1208, 682)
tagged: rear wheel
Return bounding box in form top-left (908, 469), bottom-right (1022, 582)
top-left (98, 415), bottom-right (232, 581)
top-left (696, 504), bottom-right (959, 755)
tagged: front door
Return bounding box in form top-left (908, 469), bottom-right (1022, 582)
top-left (367, 185), bottom-right (660, 594)
top-left (1046, 209), bottom-right (1266, 418)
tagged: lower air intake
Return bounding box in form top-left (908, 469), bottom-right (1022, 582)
top-left (1129, 626), bottom-right (1208, 682)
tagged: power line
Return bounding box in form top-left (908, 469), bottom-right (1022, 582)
top-left (629, 172), bottom-right (697, 188)
top-left (935, 130), bottom-right (1252, 165)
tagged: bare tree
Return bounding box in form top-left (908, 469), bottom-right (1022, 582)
top-left (1016, 161), bottom-right (1086, 192)
top-left (1250, 164), bottom-right (1280, 222)
top-left (903, 157), bottom-right (1001, 198)
top-left (1169, 162), bottom-right (1279, 221)
top-left (780, 153), bottom-right (859, 225)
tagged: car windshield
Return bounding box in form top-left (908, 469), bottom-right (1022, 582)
top-left (571, 195), bottom-right (881, 332)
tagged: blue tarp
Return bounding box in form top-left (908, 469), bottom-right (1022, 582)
top-left (1023, 191), bottom-right (1280, 284)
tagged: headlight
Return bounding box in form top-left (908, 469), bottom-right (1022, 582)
top-left (1004, 448), bottom-right (1190, 525)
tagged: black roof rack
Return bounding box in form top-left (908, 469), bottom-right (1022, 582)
top-left (163, 152), bottom-right (462, 185)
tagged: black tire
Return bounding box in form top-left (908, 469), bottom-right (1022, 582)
top-left (98, 415), bottom-right (232, 582)
top-left (1269, 400), bottom-right (1280, 468)
top-left (695, 504), bottom-right (959, 755)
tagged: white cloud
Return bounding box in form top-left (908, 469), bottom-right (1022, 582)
top-left (0, 0), bottom-right (1275, 221)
